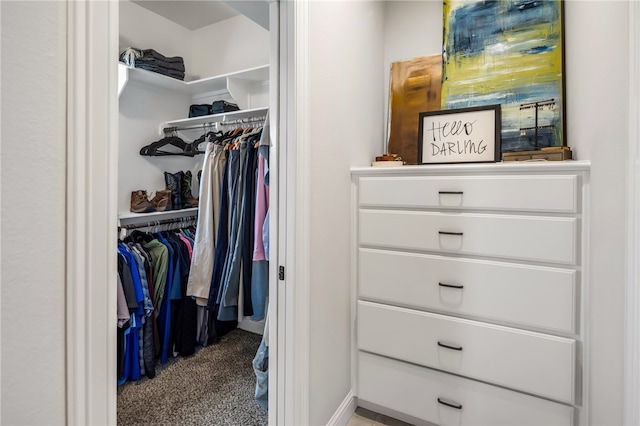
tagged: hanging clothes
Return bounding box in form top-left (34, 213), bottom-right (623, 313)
top-left (253, 311), bottom-right (269, 412)
top-left (241, 139), bottom-right (259, 317)
top-left (116, 118), bottom-right (271, 387)
top-left (186, 142), bottom-right (221, 305)
top-left (218, 140), bottom-right (250, 320)
top-left (117, 225), bottom-right (197, 385)
top-left (251, 141), bottom-right (270, 321)
top-left (206, 147), bottom-right (236, 340)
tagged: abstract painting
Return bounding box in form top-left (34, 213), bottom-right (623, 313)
top-left (442, 0), bottom-right (565, 152)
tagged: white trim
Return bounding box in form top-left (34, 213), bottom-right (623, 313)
top-left (350, 177), bottom-right (360, 398)
top-left (65, 1), bottom-right (118, 425)
top-left (625, 2), bottom-right (640, 425)
top-left (238, 318), bottom-right (267, 335)
top-left (0, 1), bottom-right (3, 422)
top-left (276, 1), bottom-right (289, 423)
top-left (579, 170), bottom-right (591, 426)
top-left (326, 391), bottom-right (356, 426)
top-left (283, 0), bottom-right (312, 424)
top-left (268, 2), bottom-right (282, 425)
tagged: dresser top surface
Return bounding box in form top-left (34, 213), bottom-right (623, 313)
top-left (351, 160), bottom-right (591, 177)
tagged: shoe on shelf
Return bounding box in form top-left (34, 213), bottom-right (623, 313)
top-left (130, 190), bottom-right (155, 213)
top-left (182, 170), bottom-right (198, 208)
top-left (164, 171), bottom-right (184, 210)
top-left (150, 189), bottom-right (172, 212)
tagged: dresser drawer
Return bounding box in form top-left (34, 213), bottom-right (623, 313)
top-left (357, 301), bottom-right (576, 403)
top-left (358, 351), bottom-right (573, 426)
top-left (358, 175), bottom-right (578, 213)
top-left (359, 210), bottom-right (577, 264)
top-left (359, 248), bottom-right (577, 333)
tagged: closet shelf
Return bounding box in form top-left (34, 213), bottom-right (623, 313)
top-left (118, 208), bottom-right (198, 227)
top-left (161, 107), bottom-right (269, 132)
top-left (118, 62), bottom-right (269, 97)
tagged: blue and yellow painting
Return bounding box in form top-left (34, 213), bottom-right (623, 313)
top-left (442, 0), bottom-right (565, 151)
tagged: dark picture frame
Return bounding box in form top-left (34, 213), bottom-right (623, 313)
top-left (418, 104), bottom-right (501, 165)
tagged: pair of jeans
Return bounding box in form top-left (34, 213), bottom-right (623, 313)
top-left (251, 261), bottom-right (268, 321)
top-left (135, 64), bottom-right (185, 80)
top-left (241, 142), bottom-right (258, 317)
top-left (134, 57), bottom-right (185, 72)
top-left (219, 141), bottom-right (259, 319)
top-left (253, 339), bottom-right (269, 412)
top-left (120, 47), bottom-right (184, 66)
top-left (217, 144), bottom-right (247, 321)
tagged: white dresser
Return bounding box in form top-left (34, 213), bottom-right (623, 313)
top-left (351, 162), bottom-right (590, 426)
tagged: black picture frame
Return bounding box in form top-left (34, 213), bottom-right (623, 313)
top-left (418, 104), bottom-right (501, 165)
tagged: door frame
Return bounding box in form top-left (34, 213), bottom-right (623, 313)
top-left (279, 0), bottom-right (311, 424)
top-left (65, 1), bottom-right (308, 424)
top-left (65, 1), bottom-right (119, 423)
top-left (625, 2), bottom-right (640, 425)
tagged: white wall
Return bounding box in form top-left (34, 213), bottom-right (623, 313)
top-left (383, 1), bottom-right (443, 153)
top-left (0, 1), bottom-right (67, 424)
top-left (564, 2), bottom-right (628, 424)
top-left (191, 14), bottom-right (270, 79)
top-left (120, 0), bottom-right (268, 81)
top-left (118, 3), bottom-right (270, 213)
top-left (118, 83), bottom-right (199, 213)
top-left (304, 0), bottom-right (629, 423)
top-left (119, 0), bottom-right (195, 79)
top-left (308, 2), bottom-right (384, 424)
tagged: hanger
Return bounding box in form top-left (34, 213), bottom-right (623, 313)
top-left (140, 129), bottom-right (195, 157)
top-left (125, 229), bottom-right (154, 244)
top-left (254, 130), bottom-right (264, 148)
top-left (237, 126), bottom-right (263, 143)
top-left (189, 125), bottom-right (223, 154)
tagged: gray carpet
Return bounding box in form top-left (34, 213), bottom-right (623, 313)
top-left (117, 329), bottom-right (268, 426)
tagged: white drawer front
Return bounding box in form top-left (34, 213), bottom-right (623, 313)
top-left (359, 248), bottom-right (577, 333)
top-left (357, 301), bottom-right (576, 403)
top-left (358, 175), bottom-right (578, 213)
top-left (359, 210), bottom-right (577, 265)
top-left (358, 351), bottom-right (574, 426)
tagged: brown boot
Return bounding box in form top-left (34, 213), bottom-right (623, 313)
top-left (130, 190), bottom-right (155, 213)
top-left (150, 189), bottom-right (172, 212)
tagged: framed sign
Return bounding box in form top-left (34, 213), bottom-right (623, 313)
top-left (418, 105), bottom-right (501, 165)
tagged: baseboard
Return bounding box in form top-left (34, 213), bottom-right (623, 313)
top-left (238, 317), bottom-right (266, 335)
top-left (327, 390), bottom-right (356, 426)
top-left (357, 400), bottom-right (435, 426)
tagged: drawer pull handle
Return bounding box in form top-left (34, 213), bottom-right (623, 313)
top-left (437, 341), bottom-right (463, 351)
top-left (438, 398), bottom-right (463, 410)
top-left (438, 231), bottom-right (464, 236)
top-left (438, 191), bottom-right (464, 195)
top-left (439, 282), bottom-right (464, 289)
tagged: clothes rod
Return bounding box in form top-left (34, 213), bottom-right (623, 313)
top-left (118, 214), bottom-right (198, 231)
top-left (163, 115), bottom-right (266, 133)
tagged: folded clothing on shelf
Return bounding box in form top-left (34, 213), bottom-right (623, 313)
top-left (135, 64), bottom-right (185, 80)
top-left (120, 47), bottom-right (186, 81)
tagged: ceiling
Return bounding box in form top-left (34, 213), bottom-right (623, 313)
top-left (130, 0), bottom-right (240, 30)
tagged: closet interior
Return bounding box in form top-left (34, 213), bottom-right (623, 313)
top-left (116, 1), bottom-right (274, 423)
